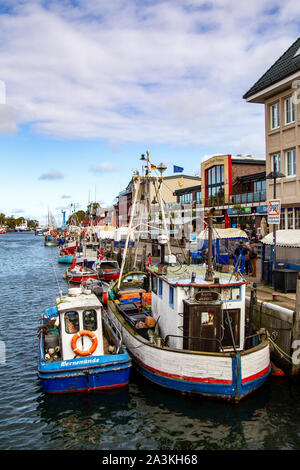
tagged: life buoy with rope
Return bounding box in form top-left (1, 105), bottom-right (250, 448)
top-left (71, 330), bottom-right (98, 356)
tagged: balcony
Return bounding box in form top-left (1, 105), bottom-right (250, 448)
top-left (230, 190), bottom-right (266, 205)
top-left (205, 190), bottom-right (266, 207)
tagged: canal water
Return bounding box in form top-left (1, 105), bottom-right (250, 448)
top-left (0, 232), bottom-right (300, 451)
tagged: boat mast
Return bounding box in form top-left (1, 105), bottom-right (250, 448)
top-left (117, 175), bottom-right (141, 289)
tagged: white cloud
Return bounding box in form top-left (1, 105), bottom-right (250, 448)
top-left (0, 1), bottom-right (299, 155)
top-left (38, 170), bottom-right (64, 180)
top-left (90, 162), bottom-right (117, 173)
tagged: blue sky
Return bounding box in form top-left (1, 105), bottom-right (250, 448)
top-left (0, 0), bottom-right (300, 225)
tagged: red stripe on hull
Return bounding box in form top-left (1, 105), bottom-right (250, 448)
top-left (242, 363), bottom-right (271, 384)
top-left (47, 381), bottom-right (129, 394)
top-left (70, 275), bottom-right (98, 283)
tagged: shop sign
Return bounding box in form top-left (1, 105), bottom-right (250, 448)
top-left (227, 207), bottom-right (251, 215)
top-left (267, 199), bottom-right (281, 225)
top-left (256, 205), bottom-right (268, 214)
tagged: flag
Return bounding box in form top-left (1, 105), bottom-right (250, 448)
top-left (174, 165), bottom-right (184, 173)
top-left (151, 164), bottom-right (157, 170)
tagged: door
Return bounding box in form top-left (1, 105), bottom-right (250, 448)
top-left (183, 301), bottom-right (222, 352)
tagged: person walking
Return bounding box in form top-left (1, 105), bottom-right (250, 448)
top-left (234, 241), bottom-right (246, 274)
top-left (249, 243), bottom-right (257, 277)
top-left (244, 242), bottom-right (251, 275)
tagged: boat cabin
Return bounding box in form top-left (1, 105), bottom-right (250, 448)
top-left (56, 289), bottom-right (104, 360)
top-left (147, 265), bottom-right (247, 353)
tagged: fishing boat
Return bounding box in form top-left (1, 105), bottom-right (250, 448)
top-left (44, 235), bottom-right (58, 247)
top-left (63, 259), bottom-right (99, 284)
top-left (38, 286), bottom-right (131, 393)
top-left (58, 242), bottom-right (78, 263)
top-left (94, 259), bottom-right (120, 281)
top-left (106, 160), bottom-right (271, 402)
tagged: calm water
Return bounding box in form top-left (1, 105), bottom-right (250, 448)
top-left (0, 232), bottom-right (300, 451)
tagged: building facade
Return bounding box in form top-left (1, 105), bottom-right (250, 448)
top-left (244, 36), bottom-right (300, 230)
top-left (201, 154), bottom-right (266, 230)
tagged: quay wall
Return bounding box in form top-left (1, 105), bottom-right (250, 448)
top-left (246, 296), bottom-right (294, 372)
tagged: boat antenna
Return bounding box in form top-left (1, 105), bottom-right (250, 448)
top-left (205, 207), bottom-right (215, 282)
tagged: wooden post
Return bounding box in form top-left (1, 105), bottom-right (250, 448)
top-left (290, 272), bottom-right (300, 377)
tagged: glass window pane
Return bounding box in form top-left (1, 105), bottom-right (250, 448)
top-left (65, 311), bottom-right (79, 334)
top-left (288, 208), bottom-right (294, 229)
top-left (295, 208), bottom-right (300, 229)
top-left (83, 309), bottom-right (97, 331)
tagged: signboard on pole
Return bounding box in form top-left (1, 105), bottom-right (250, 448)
top-left (267, 199), bottom-right (281, 225)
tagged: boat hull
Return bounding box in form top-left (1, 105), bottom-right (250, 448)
top-left (45, 241), bottom-right (58, 247)
top-left (39, 358), bottom-right (131, 394)
top-left (103, 272), bottom-right (120, 281)
top-left (39, 341), bottom-right (131, 394)
top-left (68, 273), bottom-right (98, 283)
top-left (58, 255), bottom-right (74, 264)
top-left (107, 301), bottom-right (271, 402)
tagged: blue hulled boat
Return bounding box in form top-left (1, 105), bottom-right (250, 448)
top-left (38, 287), bottom-right (131, 394)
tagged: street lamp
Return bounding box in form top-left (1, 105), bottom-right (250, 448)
top-left (266, 162), bottom-right (285, 279)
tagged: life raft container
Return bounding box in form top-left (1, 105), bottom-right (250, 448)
top-left (71, 330), bottom-right (98, 356)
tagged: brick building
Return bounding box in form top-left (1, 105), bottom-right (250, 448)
top-left (201, 154), bottom-right (266, 229)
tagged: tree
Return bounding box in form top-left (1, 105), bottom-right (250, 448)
top-left (67, 210), bottom-right (87, 224)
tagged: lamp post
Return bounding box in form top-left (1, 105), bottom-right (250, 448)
top-left (266, 162), bottom-right (285, 280)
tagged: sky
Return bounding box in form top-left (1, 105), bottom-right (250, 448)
top-left (0, 0), bottom-right (300, 225)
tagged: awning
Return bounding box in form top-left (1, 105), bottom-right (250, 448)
top-left (261, 230), bottom-right (300, 247)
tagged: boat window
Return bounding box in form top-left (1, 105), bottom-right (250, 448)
top-left (83, 309), bottom-right (98, 331)
top-left (151, 275), bottom-right (157, 294)
top-left (65, 311), bottom-right (79, 334)
top-left (158, 279), bottom-right (163, 297)
top-left (201, 312), bottom-right (214, 325)
top-left (169, 286), bottom-right (174, 308)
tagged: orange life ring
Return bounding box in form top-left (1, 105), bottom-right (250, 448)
top-left (71, 330), bottom-right (98, 356)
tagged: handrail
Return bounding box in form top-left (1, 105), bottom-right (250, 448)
top-left (164, 334), bottom-right (225, 352)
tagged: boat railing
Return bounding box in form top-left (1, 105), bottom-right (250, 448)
top-left (243, 333), bottom-right (262, 350)
top-left (164, 335), bottom-right (225, 352)
top-left (103, 311), bottom-right (123, 354)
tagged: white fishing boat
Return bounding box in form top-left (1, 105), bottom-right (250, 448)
top-left (105, 158), bottom-right (271, 402)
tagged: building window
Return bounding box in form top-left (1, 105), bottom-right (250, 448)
top-left (158, 278), bottom-right (163, 298)
top-left (285, 97), bottom-right (295, 124)
top-left (270, 102), bottom-right (280, 129)
top-left (286, 149), bottom-right (296, 176)
top-left (280, 208), bottom-right (286, 229)
top-left (169, 286), bottom-right (174, 308)
top-left (288, 207), bottom-right (294, 229)
top-left (206, 165), bottom-right (224, 204)
top-left (295, 208), bottom-right (300, 229)
top-left (272, 153), bottom-right (281, 172)
top-left (179, 193), bottom-right (192, 204)
top-left (196, 191), bottom-right (201, 203)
